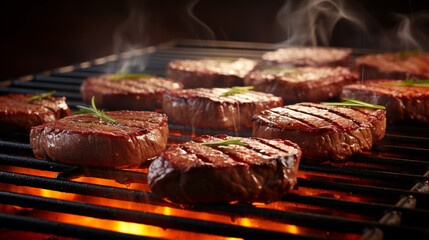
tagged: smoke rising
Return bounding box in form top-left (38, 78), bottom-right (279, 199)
top-left (377, 12), bottom-right (429, 51)
top-left (110, 0), bottom-right (149, 74)
top-left (181, 0), bottom-right (216, 41)
top-left (110, 0), bottom-right (215, 74)
top-left (277, 0), bottom-right (429, 51)
top-left (109, 0), bottom-right (429, 75)
top-left (277, 0), bottom-right (365, 47)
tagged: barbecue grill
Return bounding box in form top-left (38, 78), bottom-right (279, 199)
top-left (1, 40), bottom-right (428, 240)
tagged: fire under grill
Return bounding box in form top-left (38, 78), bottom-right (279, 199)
top-left (0, 40), bottom-right (429, 240)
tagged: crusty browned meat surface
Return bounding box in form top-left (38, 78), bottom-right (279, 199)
top-left (0, 93), bottom-right (71, 131)
top-left (80, 74), bottom-right (183, 110)
top-left (30, 111), bottom-right (168, 168)
top-left (163, 88), bottom-right (283, 130)
top-left (343, 79), bottom-right (429, 123)
top-left (165, 58), bottom-right (258, 88)
top-left (244, 66), bottom-right (357, 104)
top-left (148, 134), bottom-right (301, 203)
top-left (355, 52), bottom-right (429, 80)
top-left (261, 47), bottom-right (352, 67)
top-left (252, 103), bottom-right (386, 161)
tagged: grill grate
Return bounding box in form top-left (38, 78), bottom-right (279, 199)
top-left (1, 40), bottom-right (429, 240)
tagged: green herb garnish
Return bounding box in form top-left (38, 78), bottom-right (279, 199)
top-left (26, 90), bottom-right (56, 102)
top-left (325, 98), bottom-right (385, 110)
top-left (74, 96), bottom-right (116, 122)
top-left (202, 139), bottom-right (248, 146)
top-left (108, 73), bottom-right (153, 81)
top-left (222, 86), bottom-right (254, 96)
top-left (382, 78), bottom-right (429, 87)
top-left (263, 67), bottom-right (301, 73)
top-left (391, 49), bottom-right (421, 61)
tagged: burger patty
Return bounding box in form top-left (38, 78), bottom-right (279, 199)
top-left (244, 66), bottom-right (357, 104)
top-left (0, 93), bottom-right (71, 131)
top-left (80, 74), bottom-right (183, 110)
top-left (343, 79), bottom-right (429, 123)
top-left (30, 111), bottom-right (168, 168)
top-left (162, 88), bottom-right (283, 130)
top-left (261, 47), bottom-right (352, 67)
top-left (355, 52), bottom-right (429, 80)
top-left (252, 103), bottom-right (386, 161)
top-left (148, 134), bottom-right (302, 203)
top-left (165, 58), bottom-right (258, 88)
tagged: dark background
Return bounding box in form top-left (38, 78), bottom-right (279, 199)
top-left (1, 0), bottom-right (428, 81)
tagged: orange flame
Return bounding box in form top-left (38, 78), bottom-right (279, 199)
top-left (0, 165), bottom-right (361, 239)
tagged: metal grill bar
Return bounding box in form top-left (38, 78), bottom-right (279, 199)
top-left (0, 191), bottom-right (329, 240)
top-left (349, 155), bottom-right (429, 170)
top-left (0, 141), bottom-right (32, 151)
top-left (299, 163), bottom-right (429, 184)
top-left (361, 170), bottom-right (429, 240)
top-left (50, 71), bottom-right (99, 79)
top-left (33, 75), bottom-right (84, 85)
top-left (1, 165), bottom-right (428, 236)
top-left (3, 166), bottom-right (429, 209)
top-left (0, 87), bottom-right (82, 100)
top-left (297, 178), bottom-right (429, 205)
top-left (281, 194), bottom-right (429, 223)
top-left (371, 145), bottom-right (429, 157)
top-left (0, 154), bottom-right (149, 184)
top-left (0, 154), bottom-right (72, 172)
top-left (1, 167), bottom-right (429, 232)
top-left (1, 40), bottom-right (429, 239)
top-left (10, 80), bottom-right (81, 92)
top-left (382, 134), bottom-right (429, 146)
top-left (0, 171), bottom-right (153, 203)
top-left (1, 189), bottom-right (428, 239)
top-left (0, 212), bottom-right (163, 240)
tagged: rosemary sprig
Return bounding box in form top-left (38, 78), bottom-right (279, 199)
top-left (263, 67), bottom-right (301, 73)
top-left (222, 86), bottom-right (254, 96)
top-left (391, 49), bottom-right (421, 61)
top-left (382, 78), bottom-right (429, 87)
top-left (26, 90), bottom-right (56, 102)
top-left (325, 98), bottom-right (385, 110)
top-left (74, 96), bottom-right (116, 122)
top-left (201, 139), bottom-right (248, 146)
top-left (108, 73), bottom-right (153, 81)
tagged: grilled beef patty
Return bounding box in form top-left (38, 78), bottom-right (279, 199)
top-left (244, 67), bottom-right (357, 104)
top-left (0, 93), bottom-right (71, 131)
top-left (355, 52), bottom-right (429, 80)
top-left (30, 111), bottom-right (168, 168)
top-left (252, 103), bottom-right (386, 161)
top-left (165, 58), bottom-right (258, 88)
top-left (261, 47), bottom-right (352, 67)
top-left (163, 88), bottom-right (283, 130)
top-left (343, 79), bottom-right (429, 123)
top-left (148, 134), bottom-right (301, 203)
top-left (80, 74), bottom-right (183, 110)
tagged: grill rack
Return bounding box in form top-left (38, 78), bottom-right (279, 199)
top-left (0, 40), bottom-right (429, 240)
